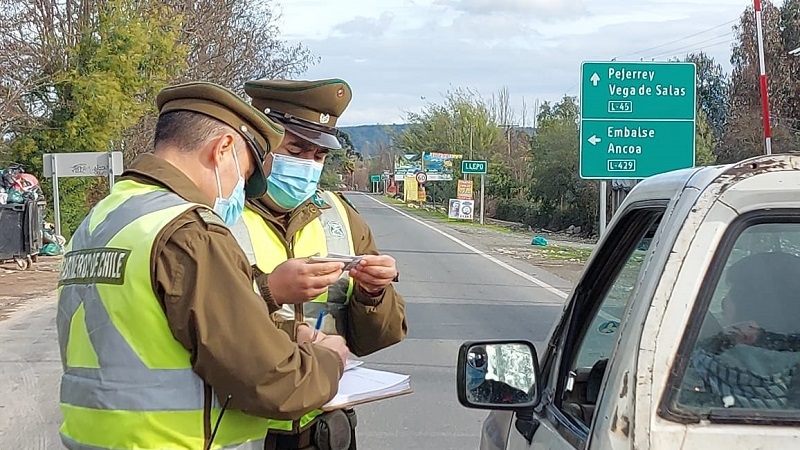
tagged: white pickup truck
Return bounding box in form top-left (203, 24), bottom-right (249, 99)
top-left (456, 154), bottom-right (800, 449)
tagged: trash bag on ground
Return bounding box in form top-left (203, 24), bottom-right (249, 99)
top-left (40, 242), bottom-right (63, 256)
top-left (531, 236), bottom-right (549, 246)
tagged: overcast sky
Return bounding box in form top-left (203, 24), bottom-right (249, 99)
top-left (277, 0), bottom-right (753, 126)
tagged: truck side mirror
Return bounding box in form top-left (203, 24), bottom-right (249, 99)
top-left (456, 340), bottom-right (541, 410)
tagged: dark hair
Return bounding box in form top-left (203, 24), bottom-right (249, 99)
top-left (153, 111), bottom-right (231, 152)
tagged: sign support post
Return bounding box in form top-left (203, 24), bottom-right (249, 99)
top-left (480, 173), bottom-right (485, 225)
top-left (462, 160), bottom-right (488, 225)
top-left (600, 181), bottom-right (607, 237)
top-left (51, 155), bottom-right (61, 237)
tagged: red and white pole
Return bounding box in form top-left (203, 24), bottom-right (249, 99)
top-left (755, 0), bottom-right (772, 155)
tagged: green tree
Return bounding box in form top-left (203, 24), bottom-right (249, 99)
top-left (398, 88), bottom-right (505, 201)
top-left (2, 0), bottom-right (187, 236)
top-left (400, 88), bottom-right (503, 160)
top-left (695, 109), bottom-right (717, 166)
top-left (683, 52), bottom-right (730, 139)
top-left (528, 96), bottom-right (598, 233)
top-left (721, 0), bottom-right (800, 161)
top-left (320, 130), bottom-right (362, 190)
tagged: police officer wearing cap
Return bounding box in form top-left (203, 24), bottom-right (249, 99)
top-left (55, 81), bottom-right (350, 450)
top-left (228, 78), bottom-right (408, 449)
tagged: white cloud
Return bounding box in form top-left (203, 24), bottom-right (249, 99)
top-left (437, 0), bottom-right (588, 20)
top-left (276, 0), bottom-right (750, 126)
top-left (333, 11), bottom-right (397, 38)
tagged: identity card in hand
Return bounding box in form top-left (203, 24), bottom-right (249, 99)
top-left (308, 252), bottom-right (363, 270)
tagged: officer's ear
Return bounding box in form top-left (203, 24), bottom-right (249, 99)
top-left (207, 131), bottom-right (237, 168)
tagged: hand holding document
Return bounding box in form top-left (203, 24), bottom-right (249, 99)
top-left (308, 252), bottom-right (364, 271)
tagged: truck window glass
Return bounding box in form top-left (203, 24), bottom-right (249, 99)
top-left (675, 221), bottom-right (800, 416)
top-left (560, 208), bottom-right (664, 427)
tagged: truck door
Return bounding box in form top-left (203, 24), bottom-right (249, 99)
top-left (509, 204), bottom-right (666, 449)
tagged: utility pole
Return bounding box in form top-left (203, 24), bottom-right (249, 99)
top-left (507, 126), bottom-right (512, 155)
top-left (469, 124), bottom-right (474, 160)
top-left (755, 0), bottom-right (772, 155)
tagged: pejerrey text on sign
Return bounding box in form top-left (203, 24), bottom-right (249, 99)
top-left (608, 68), bottom-right (655, 81)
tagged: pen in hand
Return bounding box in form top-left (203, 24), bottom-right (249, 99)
top-left (312, 310), bottom-right (325, 342)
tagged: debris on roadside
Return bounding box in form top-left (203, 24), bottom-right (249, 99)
top-left (0, 162), bottom-right (64, 270)
top-left (531, 236), bottom-right (548, 246)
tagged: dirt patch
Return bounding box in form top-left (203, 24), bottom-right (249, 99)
top-left (495, 247), bottom-right (586, 284)
top-left (0, 256), bottom-right (61, 321)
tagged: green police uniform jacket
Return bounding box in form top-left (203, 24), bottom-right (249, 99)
top-left (241, 191), bottom-right (408, 357)
top-left (56, 155), bottom-right (344, 449)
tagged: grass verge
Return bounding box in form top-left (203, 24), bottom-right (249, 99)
top-left (530, 245), bottom-right (594, 263)
top-left (374, 194), bottom-right (594, 264)
top-left (378, 196), bottom-right (511, 233)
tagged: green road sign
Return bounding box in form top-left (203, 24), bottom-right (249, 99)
top-left (370, 175), bottom-right (381, 183)
top-left (579, 61), bottom-right (696, 179)
top-left (462, 160), bottom-right (487, 174)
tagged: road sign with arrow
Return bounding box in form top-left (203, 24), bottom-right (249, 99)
top-left (579, 61), bottom-right (696, 179)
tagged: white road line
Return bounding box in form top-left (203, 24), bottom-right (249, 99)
top-left (361, 194), bottom-right (570, 300)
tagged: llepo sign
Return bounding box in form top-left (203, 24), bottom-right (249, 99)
top-left (461, 160), bottom-right (487, 174)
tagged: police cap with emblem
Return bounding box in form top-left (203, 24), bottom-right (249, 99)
top-left (156, 81), bottom-right (285, 198)
top-left (243, 78), bottom-right (352, 150)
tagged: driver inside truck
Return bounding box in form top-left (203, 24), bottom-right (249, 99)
top-left (684, 251), bottom-right (800, 410)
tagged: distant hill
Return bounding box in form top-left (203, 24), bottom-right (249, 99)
top-left (340, 124), bottom-right (409, 156)
top-left (339, 123), bottom-right (536, 156)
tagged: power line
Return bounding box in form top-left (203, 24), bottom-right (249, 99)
top-left (561, 16), bottom-right (740, 96)
top-left (613, 18), bottom-right (737, 60)
top-left (647, 32), bottom-right (733, 60)
top-left (562, 37), bottom-right (734, 96)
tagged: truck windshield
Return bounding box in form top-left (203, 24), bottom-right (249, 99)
top-left (674, 221), bottom-right (800, 416)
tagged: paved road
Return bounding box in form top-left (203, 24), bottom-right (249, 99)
top-left (343, 194), bottom-right (569, 449)
top-left (0, 193), bottom-right (572, 449)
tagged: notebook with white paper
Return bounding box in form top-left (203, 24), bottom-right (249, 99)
top-left (322, 366), bottom-right (412, 411)
top-left (345, 359), bottom-right (364, 371)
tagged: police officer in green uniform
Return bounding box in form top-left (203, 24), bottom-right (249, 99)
top-left (228, 78), bottom-right (408, 449)
top-left (55, 82), bottom-right (350, 450)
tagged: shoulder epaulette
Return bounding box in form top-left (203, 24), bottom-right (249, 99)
top-left (335, 191), bottom-right (358, 213)
top-left (197, 208), bottom-right (227, 227)
top-left (311, 192), bottom-right (327, 207)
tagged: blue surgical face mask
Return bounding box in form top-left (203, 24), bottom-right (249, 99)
top-left (213, 146), bottom-right (245, 226)
top-left (266, 153), bottom-right (324, 210)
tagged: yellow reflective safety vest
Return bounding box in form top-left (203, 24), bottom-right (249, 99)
top-left (56, 179), bottom-right (270, 450)
top-left (231, 191), bottom-right (356, 336)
